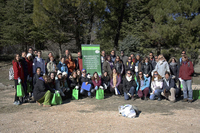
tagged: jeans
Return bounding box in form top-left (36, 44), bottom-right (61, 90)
top-left (182, 80), bottom-right (193, 100)
top-left (150, 89), bottom-right (163, 100)
top-left (124, 87), bottom-right (135, 100)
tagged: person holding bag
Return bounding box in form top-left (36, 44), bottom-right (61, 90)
top-left (123, 70), bottom-right (137, 100)
top-left (33, 75), bottom-right (55, 107)
top-left (101, 71), bottom-right (110, 92)
top-left (12, 54), bottom-right (24, 105)
top-left (55, 70), bottom-right (65, 97)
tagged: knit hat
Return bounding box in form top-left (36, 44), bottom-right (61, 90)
top-left (27, 53), bottom-right (32, 58)
top-left (57, 70), bottom-right (62, 75)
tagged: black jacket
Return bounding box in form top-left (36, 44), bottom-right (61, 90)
top-left (141, 62), bottom-right (152, 76)
top-left (125, 61), bottom-right (135, 73)
top-left (114, 61), bottom-right (124, 74)
top-left (102, 75), bottom-right (110, 85)
top-left (169, 63), bottom-right (178, 79)
top-left (33, 73), bottom-right (42, 87)
top-left (69, 77), bottom-right (80, 88)
top-left (80, 76), bottom-right (92, 84)
top-left (123, 77), bottom-right (137, 93)
top-left (163, 76), bottom-right (177, 91)
top-left (21, 57), bottom-right (28, 77)
top-left (33, 77), bottom-right (55, 101)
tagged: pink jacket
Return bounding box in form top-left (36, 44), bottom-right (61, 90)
top-left (92, 77), bottom-right (101, 87)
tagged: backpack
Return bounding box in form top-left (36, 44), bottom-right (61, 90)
top-left (9, 66), bottom-right (14, 80)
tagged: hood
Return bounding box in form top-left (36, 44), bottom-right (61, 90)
top-left (168, 57), bottom-right (178, 63)
top-left (39, 77), bottom-right (44, 81)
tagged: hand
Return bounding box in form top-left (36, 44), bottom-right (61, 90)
top-left (75, 86), bottom-right (79, 89)
top-left (18, 77), bottom-right (21, 84)
top-left (100, 86), bottom-right (104, 89)
top-left (179, 78), bottom-right (183, 82)
top-left (85, 82), bottom-right (88, 85)
top-left (56, 90), bottom-right (60, 94)
top-left (139, 89), bottom-right (141, 91)
top-left (146, 74), bottom-right (149, 77)
top-left (153, 90), bottom-right (155, 94)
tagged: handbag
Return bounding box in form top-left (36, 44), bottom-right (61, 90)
top-left (17, 83), bottom-right (25, 97)
top-left (96, 88), bottom-right (104, 100)
top-left (51, 92), bottom-right (62, 105)
top-left (72, 88), bottom-right (79, 100)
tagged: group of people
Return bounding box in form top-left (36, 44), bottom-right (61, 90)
top-left (12, 47), bottom-right (194, 107)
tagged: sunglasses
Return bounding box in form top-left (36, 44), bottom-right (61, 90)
top-left (82, 71), bottom-right (86, 73)
top-left (182, 53), bottom-right (186, 54)
top-left (127, 73), bottom-right (132, 74)
top-left (154, 74), bottom-right (158, 75)
top-left (139, 74), bottom-right (142, 75)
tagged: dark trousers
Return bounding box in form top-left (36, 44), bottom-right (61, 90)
top-left (110, 84), bottom-right (123, 95)
top-left (14, 80), bottom-right (20, 102)
top-left (138, 87), bottom-right (149, 98)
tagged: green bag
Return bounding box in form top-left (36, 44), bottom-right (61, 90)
top-left (51, 92), bottom-right (62, 105)
top-left (17, 83), bottom-right (25, 97)
top-left (181, 84), bottom-right (183, 89)
top-left (72, 88), bottom-right (79, 100)
top-left (96, 88), bottom-right (104, 100)
top-left (27, 81), bottom-right (32, 93)
top-left (193, 90), bottom-right (200, 99)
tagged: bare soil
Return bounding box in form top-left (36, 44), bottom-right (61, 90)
top-left (0, 59), bottom-right (200, 133)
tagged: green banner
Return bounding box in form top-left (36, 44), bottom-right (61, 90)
top-left (81, 44), bottom-right (101, 76)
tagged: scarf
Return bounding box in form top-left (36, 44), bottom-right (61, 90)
top-left (170, 62), bottom-right (177, 66)
top-left (113, 73), bottom-right (117, 87)
top-left (126, 76), bottom-right (132, 82)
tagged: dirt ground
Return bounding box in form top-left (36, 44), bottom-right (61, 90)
top-left (0, 60), bottom-right (200, 133)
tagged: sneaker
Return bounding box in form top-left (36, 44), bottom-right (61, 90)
top-left (182, 98), bottom-right (188, 102)
top-left (188, 99), bottom-right (193, 103)
top-left (13, 101), bottom-right (19, 105)
top-left (157, 97), bottom-right (161, 101)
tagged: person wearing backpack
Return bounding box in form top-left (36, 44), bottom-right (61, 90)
top-left (179, 55), bottom-right (194, 103)
top-left (12, 54), bottom-right (24, 105)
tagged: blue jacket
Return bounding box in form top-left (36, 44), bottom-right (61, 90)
top-left (136, 77), bottom-right (150, 91)
top-left (57, 62), bottom-right (68, 73)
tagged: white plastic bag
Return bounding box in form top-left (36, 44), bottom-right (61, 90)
top-left (118, 104), bottom-right (137, 118)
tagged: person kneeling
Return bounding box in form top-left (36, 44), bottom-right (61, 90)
top-left (162, 71), bottom-right (179, 102)
top-left (123, 70), bottom-right (137, 100)
top-left (80, 69), bottom-right (92, 98)
top-left (33, 75), bottom-right (55, 107)
top-left (150, 71), bottom-right (163, 101)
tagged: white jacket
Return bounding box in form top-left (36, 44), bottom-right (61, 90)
top-left (151, 79), bottom-right (163, 94)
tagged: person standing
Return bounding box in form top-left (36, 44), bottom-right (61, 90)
top-left (135, 54), bottom-right (142, 76)
top-left (120, 50), bottom-right (128, 66)
top-left (101, 50), bottom-right (106, 72)
top-left (33, 50), bottom-right (45, 75)
top-left (168, 57), bottom-right (179, 81)
top-left (113, 55), bottom-right (124, 76)
top-left (149, 52), bottom-right (155, 65)
top-left (130, 53), bottom-right (136, 63)
top-left (12, 54), bottom-right (24, 105)
top-left (28, 47), bottom-right (35, 59)
top-left (103, 55), bottom-right (113, 77)
top-left (179, 55), bottom-right (194, 103)
top-left (152, 55), bottom-right (158, 70)
top-left (75, 52), bottom-right (83, 71)
top-left (141, 57), bottom-right (152, 82)
top-left (47, 56), bottom-right (57, 74)
top-left (65, 54), bottom-right (76, 76)
top-left (125, 56), bottom-right (135, 74)
top-left (110, 50), bottom-right (116, 62)
top-left (21, 52), bottom-right (28, 100)
top-left (57, 57), bottom-right (68, 74)
top-left (64, 49), bottom-right (69, 60)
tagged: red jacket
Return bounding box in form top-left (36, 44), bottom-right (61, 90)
top-left (12, 60), bottom-right (24, 82)
top-left (78, 58), bottom-right (83, 71)
top-left (179, 60), bottom-right (194, 80)
top-left (92, 77), bottom-right (102, 87)
top-left (26, 58), bottom-right (33, 77)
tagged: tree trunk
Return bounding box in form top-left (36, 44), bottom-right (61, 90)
top-left (114, 1), bottom-right (126, 49)
top-left (59, 43), bottom-right (62, 59)
top-left (87, 3), bottom-right (94, 44)
top-left (157, 43), bottom-right (161, 55)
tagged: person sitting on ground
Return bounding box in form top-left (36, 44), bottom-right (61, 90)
top-left (12, 54), bottom-right (25, 105)
top-left (110, 67), bottom-right (123, 95)
top-left (123, 70), bottom-right (137, 100)
top-left (152, 54), bottom-right (170, 78)
top-left (47, 56), bottom-right (57, 74)
top-left (150, 71), bottom-right (163, 101)
top-left (57, 56), bottom-right (68, 74)
top-left (168, 57), bottom-right (179, 82)
top-left (80, 69), bottom-right (92, 98)
top-left (101, 71), bottom-right (110, 92)
top-left (69, 71), bottom-right (80, 90)
top-left (33, 50), bottom-right (45, 75)
top-left (136, 71), bottom-right (150, 100)
top-left (113, 55), bottom-right (124, 76)
top-left (55, 70), bottom-right (65, 97)
top-left (33, 75), bottom-right (55, 107)
top-left (91, 72), bottom-right (103, 93)
top-left (65, 54), bottom-right (76, 77)
top-left (33, 67), bottom-right (42, 87)
top-left (76, 69), bottom-right (81, 79)
top-left (49, 72), bottom-right (56, 90)
top-left (179, 54), bottom-right (194, 103)
top-left (162, 71), bottom-right (179, 102)
top-left (125, 56), bottom-right (135, 74)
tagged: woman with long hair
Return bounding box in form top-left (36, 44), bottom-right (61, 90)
top-left (113, 55), bottom-right (124, 75)
top-left (91, 72), bottom-right (102, 93)
top-left (12, 54), bottom-right (24, 105)
top-left (150, 71), bottom-right (163, 101)
top-left (65, 54), bottom-right (76, 77)
top-left (110, 67), bottom-right (123, 95)
top-left (55, 71), bottom-right (65, 97)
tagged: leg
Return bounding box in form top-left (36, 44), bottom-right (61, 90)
top-left (181, 80), bottom-right (188, 99)
top-left (80, 88), bottom-right (85, 95)
top-left (168, 88), bottom-right (176, 102)
top-left (154, 89), bottom-right (162, 98)
top-left (124, 92), bottom-right (129, 100)
top-left (186, 80), bottom-right (193, 100)
top-left (43, 90), bottom-right (52, 105)
top-left (109, 87), bottom-right (115, 94)
top-left (118, 84), bottom-right (123, 95)
top-left (14, 79), bottom-right (19, 102)
top-left (137, 89), bottom-right (143, 98)
top-left (143, 87), bottom-right (149, 97)
top-left (129, 86), bottom-right (135, 96)
top-left (94, 86), bottom-right (98, 90)
top-left (150, 94), bottom-right (156, 100)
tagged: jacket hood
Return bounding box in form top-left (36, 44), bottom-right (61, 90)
top-left (39, 77), bottom-right (44, 81)
top-left (168, 57), bottom-right (178, 63)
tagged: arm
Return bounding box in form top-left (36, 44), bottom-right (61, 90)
top-left (141, 78), bottom-right (150, 91)
top-left (148, 64), bottom-right (152, 76)
top-left (33, 59), bottom-right (36, 74)
top-left (116, 75), bottom-right (121, 87)
top-left (121, 64), bottom-right (124, 75)
top-left (110, 79), bottom-right (113, 88)
top-left (189, 61), bottom-right (194, 76)
top-left (13, 61), bottom-right (19, 79)
top-left (166, 62), bottom-right (170, 73)
top-left (57, 63), bottom-right (61, 71)
top-left (123, 78), bottom-right (128, 93)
